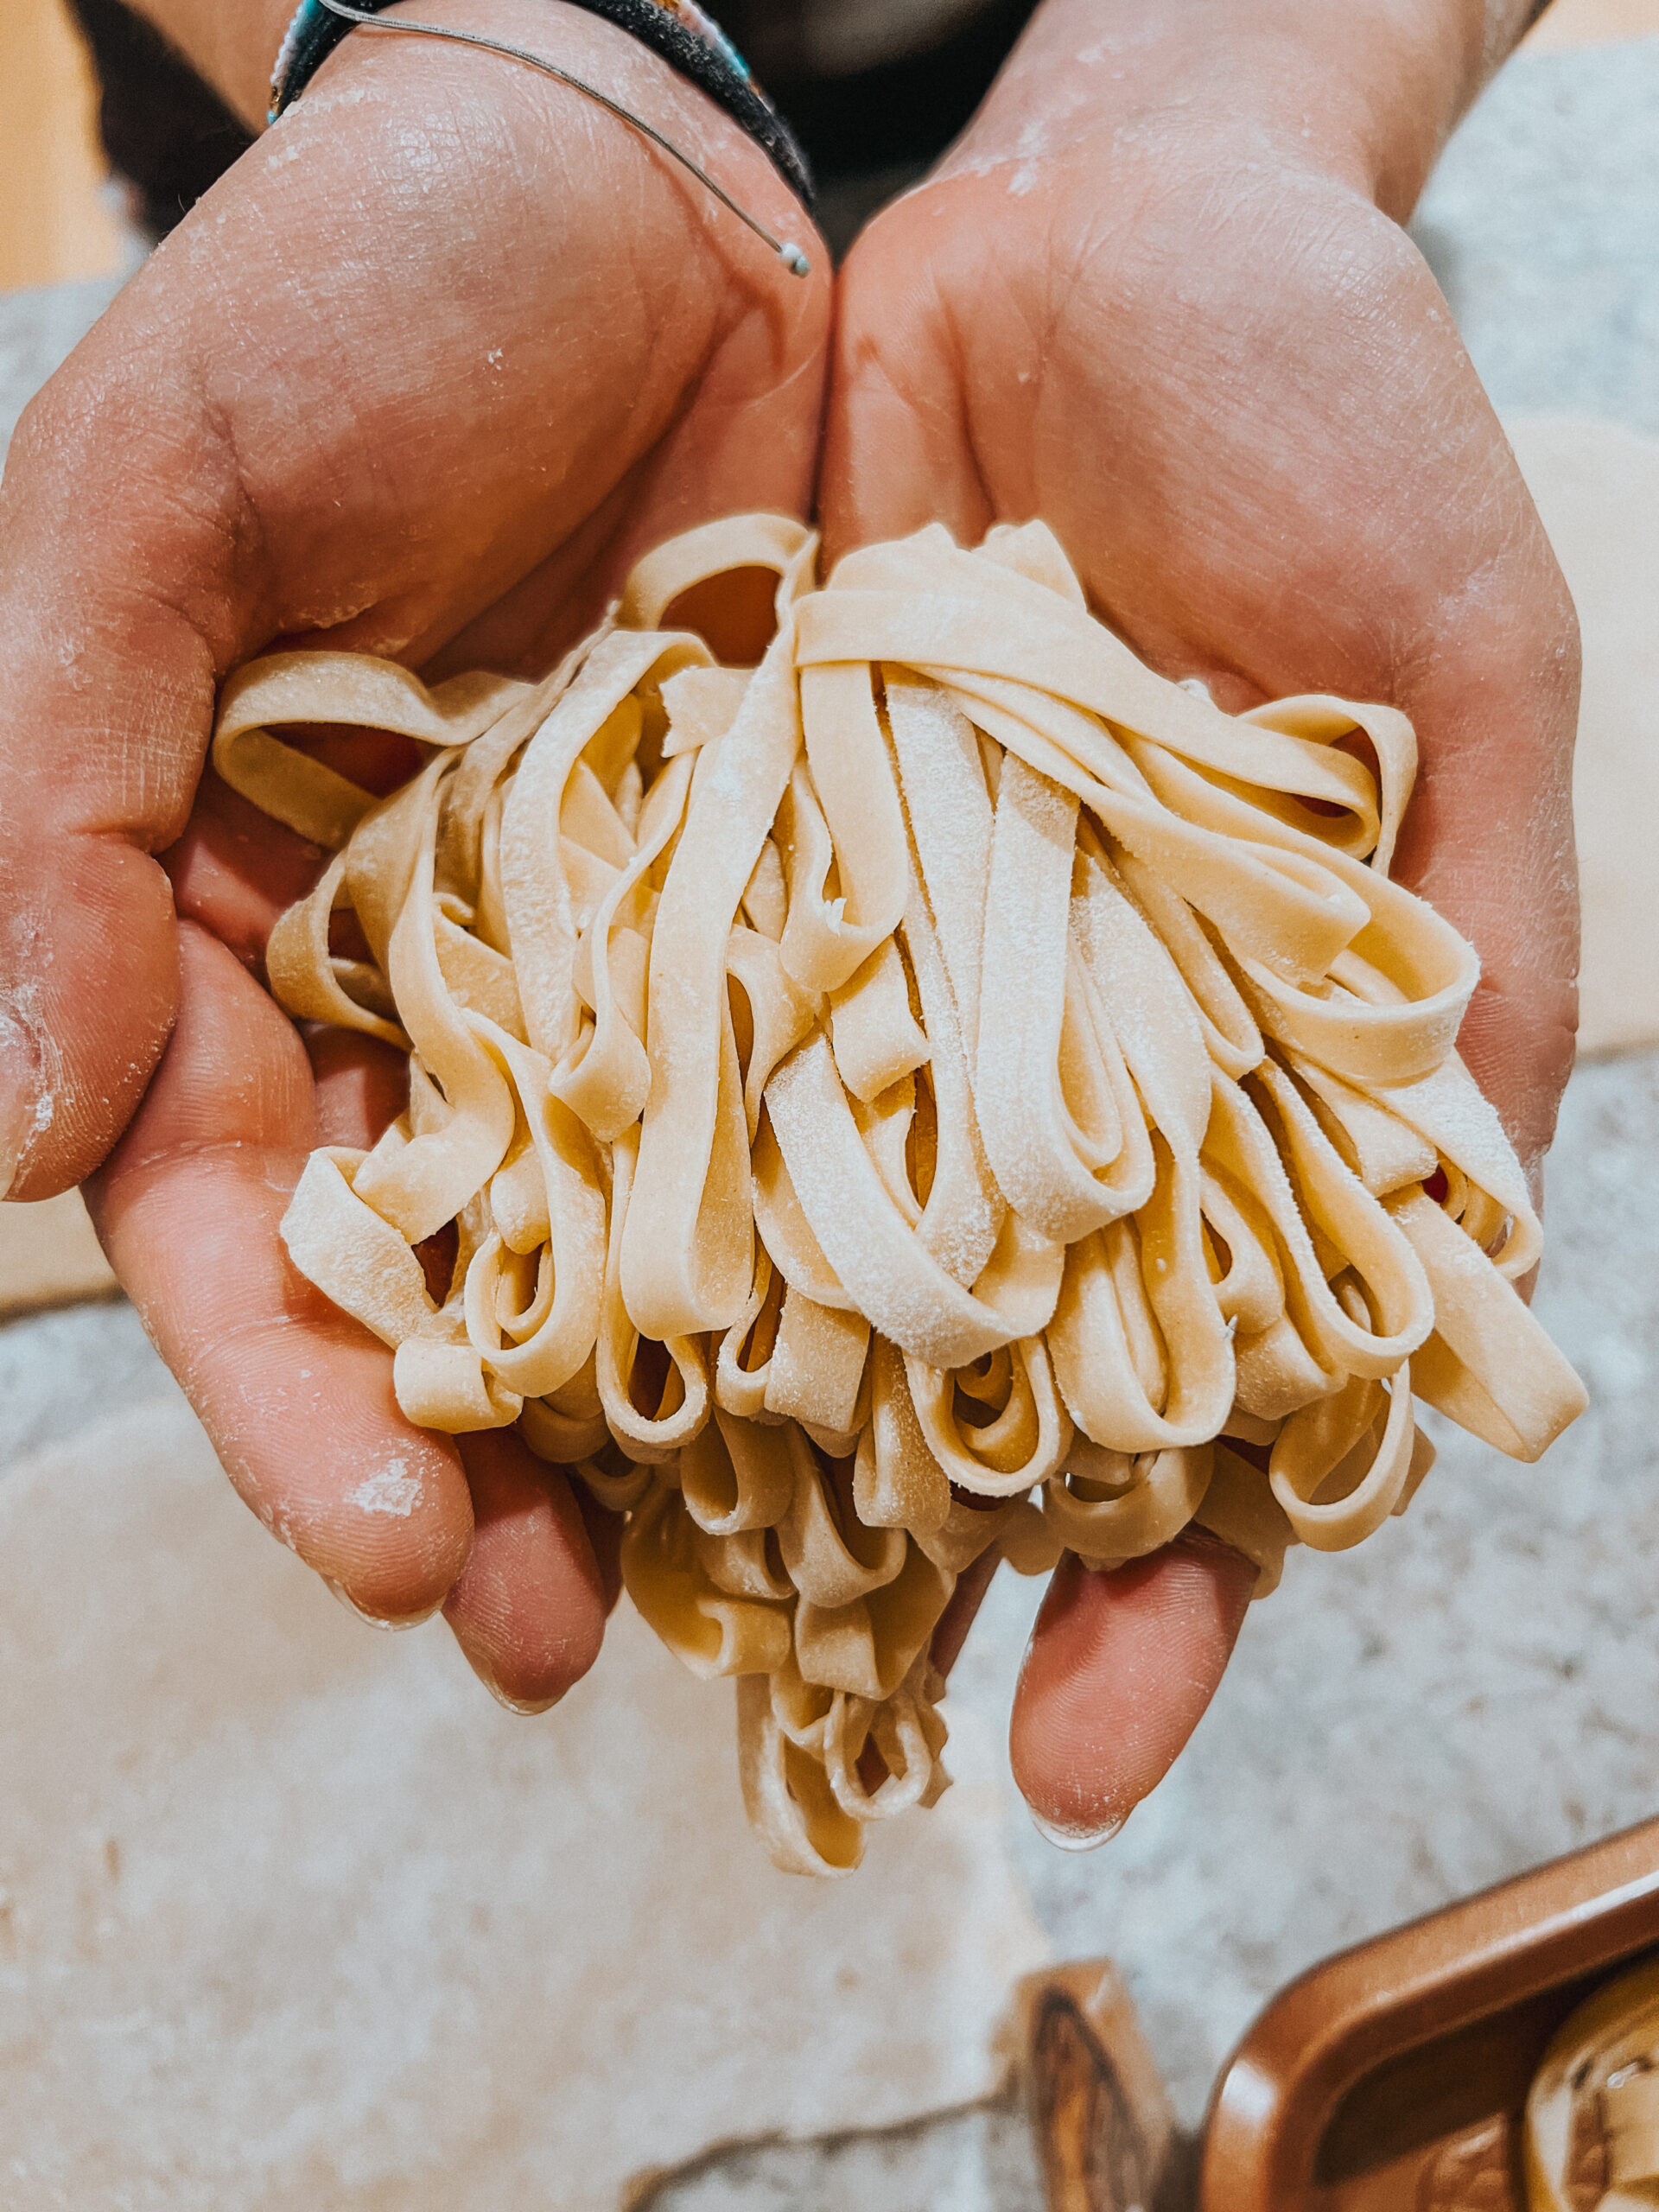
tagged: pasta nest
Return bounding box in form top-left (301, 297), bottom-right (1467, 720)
top-left (214, 514), bottom-right (1586, 1876)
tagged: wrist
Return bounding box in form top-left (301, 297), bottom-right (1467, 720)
top-left (946, 0), bottom-right (1537, 222)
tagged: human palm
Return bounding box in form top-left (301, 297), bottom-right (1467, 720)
top-left (823, 86), bottom-right (1578, 1834)
top-left (0, 0), bottom-right (828, 1700)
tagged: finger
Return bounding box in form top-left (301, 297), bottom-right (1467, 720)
top-left (930, 1541), bottom-right (1003, 1681)
top-left (442, 1431), bottom-right (611, 1711)
top-left (1010, 1535), bottom-right (1255, 1842)
top-left (307, 1027), bottom-right (410, 1151)
top-left (572, 1483), bottom-right (626, 1618)
top-left (1389, 575), bottom-right (1579, 1179)
top-left (164, 729), bottom-right (423, 976)
top-left (85, 922), bottom-right (474, 1621)
top-left (163, 768), bottom-right (328, 976)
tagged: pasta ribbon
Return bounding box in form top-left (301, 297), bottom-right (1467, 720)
top-left (213, 514), bottom-right (1586, 1872)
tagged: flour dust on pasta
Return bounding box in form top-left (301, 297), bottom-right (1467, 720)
top-left (213, 514), bottom-right (1587, 1875)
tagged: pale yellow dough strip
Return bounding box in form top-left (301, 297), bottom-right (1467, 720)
top-left (210, 510), bottom-right (1586, 1876)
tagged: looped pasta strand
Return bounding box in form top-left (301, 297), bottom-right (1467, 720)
top-left (213, 512), bottom-right (1586, 1872)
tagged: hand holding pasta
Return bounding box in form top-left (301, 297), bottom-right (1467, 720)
top-left (823, 0), bottom-right (1586, 1834)
top-left (213, 513), bottom-right (1586, 1873)
top-left (0, 0), bottom-right (826, 1710)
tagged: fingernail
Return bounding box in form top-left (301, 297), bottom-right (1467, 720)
top-left (1027, 1804), bottom-right (1130, 1853)
top-left (322, 1577), bottom-right (440, 1631)
top-left (0, 1007), bottom-right (47, 1198)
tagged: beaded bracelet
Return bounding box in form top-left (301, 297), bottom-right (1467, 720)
top-left (270, 0), bottom-right (813, 216)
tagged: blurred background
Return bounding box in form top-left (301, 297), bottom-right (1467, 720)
top-left (0, 3), bottom-right (1656, 2207)
top-left (4, 0), bottom-right (1659, 289)
top-left (1, 0), bottom-right (126, 295)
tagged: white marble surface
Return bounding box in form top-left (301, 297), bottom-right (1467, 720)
top-left (1411, 38), bottom-right (1659, 436)
top-left (14, 1069), bottom-right (1649, 2173)
top-left (961, 1050), bottom-right (1659, 2123)
top-left (0, 1401), bottom-right (1048, 2212)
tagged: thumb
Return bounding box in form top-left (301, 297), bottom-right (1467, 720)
top-left (1011, 1537), bottom-right (1255, 1844)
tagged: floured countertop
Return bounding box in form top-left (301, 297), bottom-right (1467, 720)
top-left (0, 1398), bottom-right (1046, 2210)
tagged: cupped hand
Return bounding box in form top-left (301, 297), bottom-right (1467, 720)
top-left (0, 0), bottom-right (828, 1700)
top-left (823, 3), bottom-right (1579, 1839)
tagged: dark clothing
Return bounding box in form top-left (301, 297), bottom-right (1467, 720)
top-left (70, 0), bottom-right (254, 241)
top-left (68, 0), bottom-right (1039, 241)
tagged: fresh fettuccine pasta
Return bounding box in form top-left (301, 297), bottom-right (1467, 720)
top-left (216, 515), bottom-right (1587, 1875)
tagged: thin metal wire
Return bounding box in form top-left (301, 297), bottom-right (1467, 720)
top-left (314, 0), bottom-right (811, 276)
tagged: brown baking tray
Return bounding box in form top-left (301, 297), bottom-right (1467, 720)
top-left (1198, 1814), bottom-right (1659, 2209)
